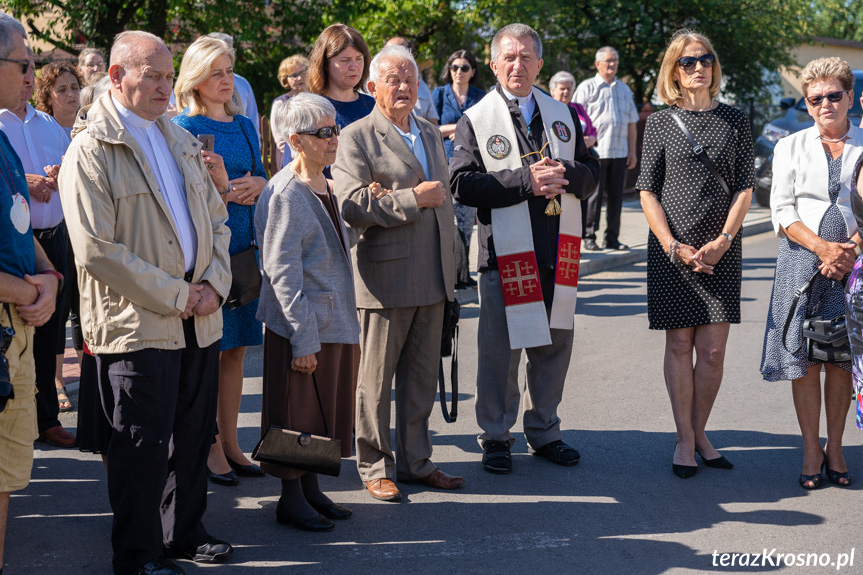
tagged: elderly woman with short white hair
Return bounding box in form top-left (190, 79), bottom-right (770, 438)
top-left (254, 92), bottom-right (360, 532)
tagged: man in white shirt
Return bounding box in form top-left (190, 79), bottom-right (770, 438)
top-left (206, 32), bottom-right (261, 144)
top-left (0, 47), bottom-right (75, 449)
top-left (574, 46), bottom-right (639, 251)
top-left (59, 30), bottom-right (233, 575)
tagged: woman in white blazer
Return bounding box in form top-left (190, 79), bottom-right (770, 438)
top-left (761, 57), bottom-right (862, 490)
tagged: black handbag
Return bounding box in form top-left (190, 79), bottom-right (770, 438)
top-left (251, 372), bottom-right (342, 477)
top-left (782, 270), bottom-right (851, 363)
top-left (226, 121), bottom-right (262, 310)
top-left (438, 297), bottom-right (460, 423)
top-left (0, 304), bottom-right (15, 414)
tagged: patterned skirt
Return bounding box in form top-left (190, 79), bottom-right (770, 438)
top-left (844, 255), bottom-right (863, 429)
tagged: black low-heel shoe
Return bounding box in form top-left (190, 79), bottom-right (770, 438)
top-left (276, 504), bottom-right (334, 532)
top-left (672, 463), bottom-right (698, 478)
top-left (310, 501), bottom-right (352, 520)
top-left (695, 449), bottom-right (734, 469)
top-left (207, 467), bottom-right (239, 486)
top-left (824, 452), bottom-right (852, 486)
top-left (226, 457), bottom-right (265, 477)
top-left (799, 453), bottom-right (825, 490)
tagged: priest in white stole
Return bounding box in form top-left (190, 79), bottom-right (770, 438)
top-left (450, 23), bottom-right (599, 474)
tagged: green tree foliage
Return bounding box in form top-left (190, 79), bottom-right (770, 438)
top-left (810, 0), bottom-right (863, 42)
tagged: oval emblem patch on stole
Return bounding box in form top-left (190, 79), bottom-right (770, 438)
top-left (486, 135), bottom-right (512, 159)
top-left (551, 120), bottom-right (571, 142)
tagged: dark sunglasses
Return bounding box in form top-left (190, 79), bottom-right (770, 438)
top-left (451, 64), bottom-right (472, 73)
top-left (676, 53), bottom-right (715, 73)
top-left (806, 90), bottom-right (847, 106)
top-left (298, 125), bottom-right (340, 139)
top-left (0, 57), bottom-right (29, 75)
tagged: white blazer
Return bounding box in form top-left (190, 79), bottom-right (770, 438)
top-left (771, 123), bottom-right (863, 238)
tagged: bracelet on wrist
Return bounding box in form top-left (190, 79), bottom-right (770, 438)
top-left (719, 232), bottom-right (733, 243)
top-left (39, 269), bottom-right (64, 290)
top-left (218, 187), bottom-right (231, 196)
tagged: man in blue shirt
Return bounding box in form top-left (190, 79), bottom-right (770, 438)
top-left (0, 12), bottom-right (61, 574)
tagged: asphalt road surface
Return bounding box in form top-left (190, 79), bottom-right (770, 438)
top-left (7, 231), bottom-right (863, 574)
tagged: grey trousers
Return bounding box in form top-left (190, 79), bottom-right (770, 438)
top-left (355, 301), bottom-right (445, 482)
top-left (476, 268), bottom-right (574, 449)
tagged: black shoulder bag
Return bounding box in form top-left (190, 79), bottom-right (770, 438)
top-left (252, 372), bottom-right (342, 477)
top-left (0, 304), bottom-right (15, 413)
top-left (668, 107), bottom-right (731, 196)
top-left (781, 270), bottom-right (851, 363)
top-left (226, 121), bottom-right (263, 309)
top-left (438, 297), bottom-right (460, 423)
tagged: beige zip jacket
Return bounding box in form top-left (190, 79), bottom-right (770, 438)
top-left (59, 93), bottom-right (231, 354)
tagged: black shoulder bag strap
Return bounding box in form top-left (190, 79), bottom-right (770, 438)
top-left (237, 119), bottom-right (259, 249)
top-left (669, 107), bottom-right (731, 196)
top-left (781, 269), bottom-right (822, 354)
top-left (438, 325), bottom-right (458, 423)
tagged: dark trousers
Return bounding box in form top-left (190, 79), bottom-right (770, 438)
top-left (33, 221), bottom-right (68, 432)
top-left (583, 157), bottom-right (627, 244)
top-left (57, 228), bottom-right (83, 353)
top-left (97, 319), bottom-right (219, 574)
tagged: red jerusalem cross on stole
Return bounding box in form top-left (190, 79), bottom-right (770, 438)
top-left (497, 252), bottom-right (544, 307)
top-left (554, 235), bottom-right (581, 287)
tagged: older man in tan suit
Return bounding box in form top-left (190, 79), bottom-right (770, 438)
top-left (333, 45), bottom-right (462, 502)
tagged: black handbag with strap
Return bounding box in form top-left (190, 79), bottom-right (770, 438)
top-left (438, 297), bottom-right (459, 423)
top-left (781, 269), bottom-right (851, 363)
top-left (226, 120), bottom-right (262, 310)
top-left (251, 372), bottom-right (342, 477)
top-left (668, 107), bottom-right (731, 196)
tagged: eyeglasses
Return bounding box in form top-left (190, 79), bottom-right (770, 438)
top-left (297, 125), bottom-right (340, 139)
top-left (451, 64), bottom-right (472, 73)
top-left (806, 90), bottom-right (847, 107)
top-left (676, 53), bottom-right (715, 73)
top-left (0, 57), bottom-right (29, 75)
top-left (287, 68), bottom-right (306, 79)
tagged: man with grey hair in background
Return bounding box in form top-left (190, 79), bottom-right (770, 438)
top-left (574, 46), bottom-right (639, 251)
top-left (334, 44), bottom-right (463, 503)
top-left (205, 32), bottom-right (261, 143)
top-left (59, 30), bottom-right (232, 575)
top-left (0, 13), bottom-right (61, 575)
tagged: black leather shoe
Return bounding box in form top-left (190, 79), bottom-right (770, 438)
top-left (207, 467), bottom-right (239, 486)
top-left (696, 448), bottom-right (734, 469)
top-left (276, 503), bottom-right (335, 532)
top-left (533, 440), bottom-right (580, 466)
top-left (130, 557), bottom-right (185, 575)
top-left (165, 536), bottom-right (233, 564)
top-left (583, 238), bottom-right (600, 251)
top-left (603, 241), bottom-right (629, 250)
top-left (226, 457), bottom-right (265, 477)
top-left (673, 463), bottom-right (698, 478)
top-left (310, 501), bottom-right (353, 520)
top-left (482, 440), bottom-right (512, 474)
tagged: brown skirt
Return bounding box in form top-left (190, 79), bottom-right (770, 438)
top-left (260, 329), bottom-right (355, 479)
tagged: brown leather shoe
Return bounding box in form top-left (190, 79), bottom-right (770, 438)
top-left (417, 468), bottom-right (465, 490)
top-left (37, 425), bottom-right (76, 448)
top-left (365, 478), bottom-right (401, 501)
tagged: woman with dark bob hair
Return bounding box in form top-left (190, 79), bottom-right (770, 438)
top-left (306, 24), bottom-right (374, 131)
top-left (432, 49), bottom-right (485, 288)
top-left (637, 29), bottom-right (754, 478)
top-left (34, 61), bottom-right (81, 137)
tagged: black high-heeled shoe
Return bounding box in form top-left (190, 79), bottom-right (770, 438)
top-left (226, 456), bottom-right (265, 477)
top-left (695, 448), bottom-right (734, 469)
top-left (672, 443), bottom-right (697, 479)
top-left (824, 451), bottom-right (852, 486)
top-left (799, 453), bottom-right (825, 490)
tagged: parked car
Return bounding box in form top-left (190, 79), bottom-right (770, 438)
top-left (753, 70), bottom-right (863, 207)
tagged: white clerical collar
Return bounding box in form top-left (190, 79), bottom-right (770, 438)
top-left (112, 94), bottom-right (155, 129)
top-left (500, 86), bottom-right (535, 109)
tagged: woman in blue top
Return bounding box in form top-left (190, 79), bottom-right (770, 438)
top-left (306, 24), bottom-right (375, 138)
top-left (432, 50), bottom-right (485, 288)
top-left (174, 36), bottom-right (267, 486)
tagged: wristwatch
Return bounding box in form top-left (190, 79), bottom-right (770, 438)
top-left (719, 232), bottom-right (733, 243)
top-left (39, 269), bottom-right (64, 291)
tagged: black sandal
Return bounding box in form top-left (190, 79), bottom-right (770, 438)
top-left (824, 451), bottom-right (852, 486)
top-left (799, 453), bottom-right (825, 490)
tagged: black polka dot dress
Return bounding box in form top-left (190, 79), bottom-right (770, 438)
top-left (636, 104), bottom-right (756, 330)
top-left (760, 154), bottom-right (852, 381)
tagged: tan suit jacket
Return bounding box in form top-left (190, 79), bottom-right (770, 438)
top-left (333, 107), bottom-right (455, 309)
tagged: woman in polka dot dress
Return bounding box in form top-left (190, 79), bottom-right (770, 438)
top-left (760, 57), bottom-right (863, 490)
top-left (637, 30), bottom-right (755, 479)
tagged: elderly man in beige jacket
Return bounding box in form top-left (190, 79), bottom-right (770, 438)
top-left (333, 45), bottom-right (462, 503)
top-left (59, 31), bottom-right (232, 575)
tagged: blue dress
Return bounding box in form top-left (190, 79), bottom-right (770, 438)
top-left (327, 93), bottom-right (375, 130)
top-left (173, 111), bottom-right (266, 351)
top-left (431, 84), bottom-right (485, 160)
